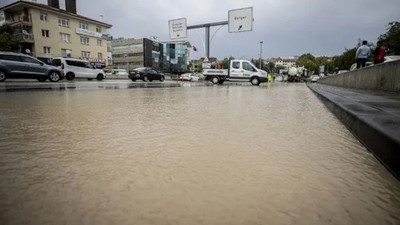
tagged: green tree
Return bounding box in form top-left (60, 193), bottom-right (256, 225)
top-left (297, 53), bottom-right (318, 73)
top-left (333, 47), bottom-right (357, 70)
top-left (378, 21), bottom-right (400, 55)
top-left (221, 56), bottom-right (234, 69)
top-left (251, 58), bottom-right (264, 69)
top-left (0, 25), bottom-right (19, 51)
top-left (275, 65), bottom-right (286, 72)
top-left (265, 62), bottom-right (275, 73)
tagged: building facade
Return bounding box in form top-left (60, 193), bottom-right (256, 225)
top-left (160, 41), bottom-right (191, 74)
top-left (0, 0), bottom-right (112, 67)
top-left (265, 57), bottom-right (298, 69)
top-left (110, 38), bottom-right (161, 71)
top-left (110, 38), bottom-right (191, 74)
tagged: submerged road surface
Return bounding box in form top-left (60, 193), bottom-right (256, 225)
top-left (0, 83), bottom-right (399, 225)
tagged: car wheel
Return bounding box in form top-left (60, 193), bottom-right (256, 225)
top-left (37, 78), bottom-right (47, 82)
top-left (96, 74), bottom-right (104, 81)
top-left (48, 71), bottom-right (61, 82)
top-left (143, 76), bottom-right (148, 82)
top-left (160, 76), bottom-right (165, 82)
top-left (131, 79), bottom-right (136, 82)
top-left (0, 70), bottom-right (6, 82)
top-left (66, 72), bottom-right (75, 81)
top-left (87, 78), bottom-right (93, 81)
top-left (250, 77), bottom-right (260, 86)
top-left (211, 76), bottom-right (220, 84)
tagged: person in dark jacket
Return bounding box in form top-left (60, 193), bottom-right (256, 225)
top-left (373, 41), bottom-right (386, 65)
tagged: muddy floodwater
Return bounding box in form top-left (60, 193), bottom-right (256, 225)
top-left (0, 83), bottom-right (399, 225)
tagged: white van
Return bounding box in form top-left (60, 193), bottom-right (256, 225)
top-left (52, 57), bottom-right (105, 81)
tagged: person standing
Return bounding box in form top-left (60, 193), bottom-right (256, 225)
top-left (373, 41), bottom-right (386, 65)
top-left (355, 40), bottom-right (371, 69)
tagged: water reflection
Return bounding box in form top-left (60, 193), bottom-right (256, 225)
top-left (0, 83), bottom-right (399, 225)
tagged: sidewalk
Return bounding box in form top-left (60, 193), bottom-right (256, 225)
top-left (307, 83), bottom-right (400, 179)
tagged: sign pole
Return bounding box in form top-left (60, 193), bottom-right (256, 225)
top-left (170, 7), bottom-right (253, 59)
top-left (205, 25), bottom-right (210, 58)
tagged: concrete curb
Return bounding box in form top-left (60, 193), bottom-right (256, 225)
top-left (307, 83), bottom-right (400, 180)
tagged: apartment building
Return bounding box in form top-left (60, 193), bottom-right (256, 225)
top-left (0, 0), bottom-right (112, 67)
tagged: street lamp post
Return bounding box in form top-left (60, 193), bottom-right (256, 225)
top-left (259, 41), bottom-right (263, 69)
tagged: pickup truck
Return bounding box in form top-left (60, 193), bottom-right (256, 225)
top-left (203, 60), bottom-right (268, 85)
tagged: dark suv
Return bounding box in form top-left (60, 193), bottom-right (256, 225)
top-left (0, 52), bottom-right (64, 82)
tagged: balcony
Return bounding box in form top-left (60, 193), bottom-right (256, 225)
top-left (14, 31), bottom-right (34, 43)
top-left (7, 15), bottom-right (32, 27)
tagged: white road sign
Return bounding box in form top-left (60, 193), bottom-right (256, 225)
top-left (169, 18), bottom-right (187, 39)
top-left (228, 7), bottom-right (253, 33)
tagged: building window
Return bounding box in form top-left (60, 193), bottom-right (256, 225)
top-left (60, 33), bottom-right (71, 42)
top-left (41, 29), bottom-right (49, 37)
top-left (98, 53), bottom-right (103, 59)
top-left (97, 39), bottom-right (102, 46)
top-left (61, 49), bottom-right (72, 58)
top-left (79, 22), bottom-right (89, 30)
top-left (81, 51), bottom-right (90, 58)
top-left (58, 17), bottom-right (69, 27)
top-left (43, 47), bottom-right (51, 54)
top-left (96, 26), bottom-right (101, 33)
top-left (40, 12), bottom-right (47, 21)
top-left (80, 37), bottom-right (89, 45)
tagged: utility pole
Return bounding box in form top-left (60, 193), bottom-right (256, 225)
top-left (259, 41), bottom-right (263, 69)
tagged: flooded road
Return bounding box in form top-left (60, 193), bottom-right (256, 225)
top-left (0, 83), bottom-right (399, 225)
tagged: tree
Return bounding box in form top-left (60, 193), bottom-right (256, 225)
top-left (297, 53), bottom-right (318, 73)
top-left (265, 62), bottom-right (275, 73)
top-left (221, 56), bottom-right (234, 69)
top-left (275, 65), bottom-right (286, 72)
top-left (0, 25), bottom-right (19, 52)
top-left (333, 47), bottom-right (357, 70)
top-left (378, 21), bottom-right (400, 55)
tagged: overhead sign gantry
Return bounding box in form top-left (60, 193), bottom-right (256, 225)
top-left (169, 7), bottom-right (253, 58)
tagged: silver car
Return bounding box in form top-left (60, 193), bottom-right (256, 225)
top-left (0, 51), bottom-right (64, 82)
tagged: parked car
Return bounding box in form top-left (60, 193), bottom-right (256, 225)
top-left (384, 55), bottom-right (400, 63)
top-left (104, 69), bottom-right (129, 79)
top-left (128, 67), bottom-right (165, 82)
top-left (0, 51), bottom-right (64, 82)
top-left (191, 73), bottom-right (204, 81)
top-left (52, 57), bottom-right (105, 81)
top-left (36, 57), bottom-right (53, 65)
top-left (179, 73), bottom-right (193, 81)
top-left (338, 70), bottom-right (349, 74)
top-left (178, 73), bottom-right (203, 81)
top-left (310, 75), bottom-right (320, 83)
top-left (349, 62), bottom-right (373, 71)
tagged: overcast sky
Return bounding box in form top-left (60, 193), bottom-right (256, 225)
top-left (2, 0), bottom-right (400, 59)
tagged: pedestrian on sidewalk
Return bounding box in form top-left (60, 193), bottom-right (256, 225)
top-left (373, 41), bottom-right (386, 65)
top-left (355, 40), bottom-right (371, 69)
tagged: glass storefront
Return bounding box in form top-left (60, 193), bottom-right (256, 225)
top-left (160, 42), bottom-right (190, 74)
